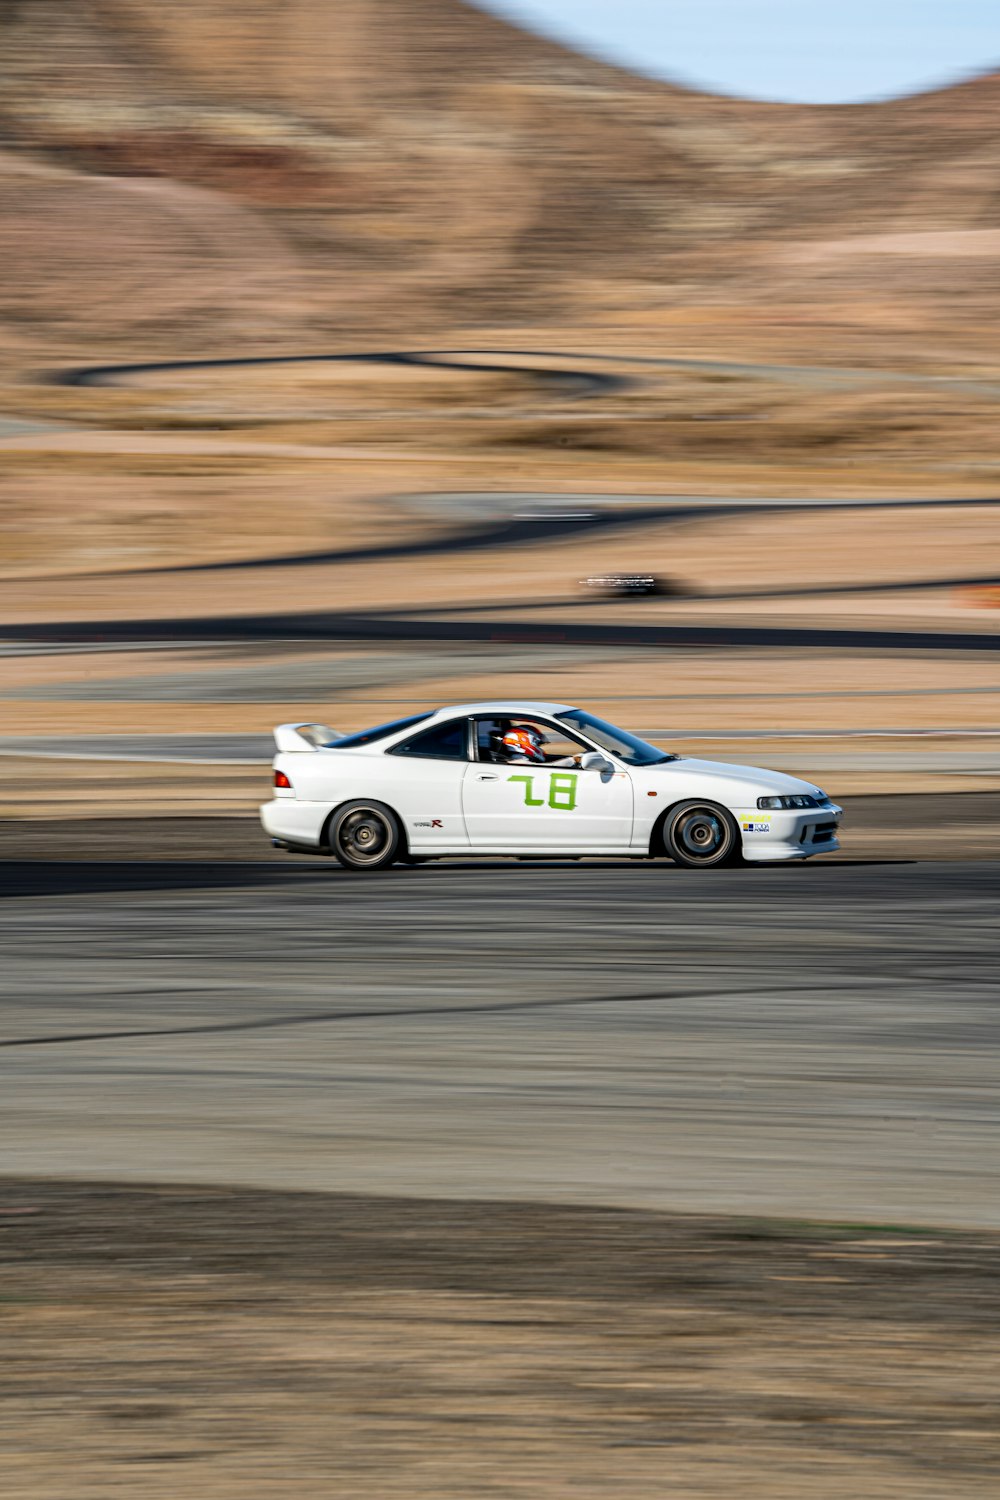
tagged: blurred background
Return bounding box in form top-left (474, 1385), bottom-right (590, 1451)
top-left (2, 5), bottom-right (1000, 1498)
top-left (1, 0), bottom-right (999, 811)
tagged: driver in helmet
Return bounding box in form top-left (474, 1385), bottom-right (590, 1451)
top-left (496, 723), bottom-right (583, 767)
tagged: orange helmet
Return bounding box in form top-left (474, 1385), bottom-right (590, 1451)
top-left (501, 726), bottom-right (546, 762)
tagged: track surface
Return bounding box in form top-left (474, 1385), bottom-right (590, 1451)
top-left (3, 349), bottom-right (992, 655)
top-left (3, 827), bottom-right (998, 1227)
top-left (6, 353), bottom-right (997, 1228)
top-left (7, 608), bottom-right (1000, 654)
top-left (60, 345), bottom-right (1000, 399)
top-left (48, 490), bottom-right (1000, 586)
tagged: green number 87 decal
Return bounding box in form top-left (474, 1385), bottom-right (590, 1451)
top-left (509, 773), bottom-right (579, 811)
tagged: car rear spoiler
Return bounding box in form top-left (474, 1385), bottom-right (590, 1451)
top-left (273, 723), bottom-right (342, 754)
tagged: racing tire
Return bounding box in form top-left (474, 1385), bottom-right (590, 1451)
top-left (329, 800), bottom-right (403, 872)
top-left (663, 800), bottom-right (742, 869)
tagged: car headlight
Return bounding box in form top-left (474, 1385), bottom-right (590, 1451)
top-left (757, 794), bottom-right (821, 810)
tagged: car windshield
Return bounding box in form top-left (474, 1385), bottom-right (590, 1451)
top-left (557, 709), bottom-right (676, 767)
top-left (331, 712), bottom-right (433, 749)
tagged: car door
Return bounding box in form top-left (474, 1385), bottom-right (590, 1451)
top-left (462, 717), bottom-right (634, 850)
top-left (383, 717), bottom-right (472, 849)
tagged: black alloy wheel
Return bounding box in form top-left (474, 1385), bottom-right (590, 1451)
top-left (664, 800), bottom-right (741, 868)
top-left (329, 800), bottom-right (402, 871)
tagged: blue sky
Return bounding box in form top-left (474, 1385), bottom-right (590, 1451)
top-left (483, 1), bottom-right (1000, 102)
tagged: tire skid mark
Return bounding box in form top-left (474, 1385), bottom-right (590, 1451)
top-left (0, 983), bottom-right (808, 1050)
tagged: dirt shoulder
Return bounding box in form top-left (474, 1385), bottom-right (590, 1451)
top-left (3, 1178), bottom-right (999, 1499)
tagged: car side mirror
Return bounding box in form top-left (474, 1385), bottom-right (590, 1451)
top-left (579, 751), bottom-right (613, 773)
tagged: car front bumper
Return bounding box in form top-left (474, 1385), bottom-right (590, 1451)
top-left (738, 803), bottom-right (843, 861)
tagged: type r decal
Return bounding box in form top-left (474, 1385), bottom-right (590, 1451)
top-left (508, 772), bottom-right (579, 811)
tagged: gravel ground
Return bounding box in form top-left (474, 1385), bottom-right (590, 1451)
top-left (3, 1180), bottom-right (1000, 1499)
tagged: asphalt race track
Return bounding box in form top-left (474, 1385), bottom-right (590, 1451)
top-left (0, 348), bottom-right (987, 657)
top-left (3, 349), bottom-right (997, 1234)
top-left (3, 844), bottom-right (998, 1228)
top-left (8, 607), bottom-right (1000, 655)
top-left (32, 490), bottom-right (1000, 588)
top-left (59, 345), bottom-right (1000, 399)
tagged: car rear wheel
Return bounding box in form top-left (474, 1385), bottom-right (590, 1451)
top-left (664, 800), bottom-right (741, 868)
top-left (329, 800), bottom-right (402, 871)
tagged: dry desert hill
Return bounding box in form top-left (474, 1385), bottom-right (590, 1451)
top-left (1, 0), bottom-right (1000, 353)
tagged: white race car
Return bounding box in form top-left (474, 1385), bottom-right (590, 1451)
top-left (261, 701), bottom-right (842, 870)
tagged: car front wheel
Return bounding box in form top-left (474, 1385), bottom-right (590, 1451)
top-left (329, 800), bottom-right (403, 871)
top-left (664, 800), bottom-right (741, 869)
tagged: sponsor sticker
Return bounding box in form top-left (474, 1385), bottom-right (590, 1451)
top-left (741, 819), bottom-right (771, 834)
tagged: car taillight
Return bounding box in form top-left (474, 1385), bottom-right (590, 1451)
top-left (274, 770), bottom-right (292, 789)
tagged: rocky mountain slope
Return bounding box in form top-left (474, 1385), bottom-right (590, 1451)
top-left (1, 0), bottom-right (998, 349)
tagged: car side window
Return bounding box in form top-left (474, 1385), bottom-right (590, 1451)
top-left (389, 719), bottom-right (469, 761)
top-left (475, 716), bottom-right (590, 764)
top-left (476, 719), bottom-right (505, 763)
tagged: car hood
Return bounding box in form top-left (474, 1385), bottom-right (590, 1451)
top-left (648, 756), bottom-right (827, 798)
